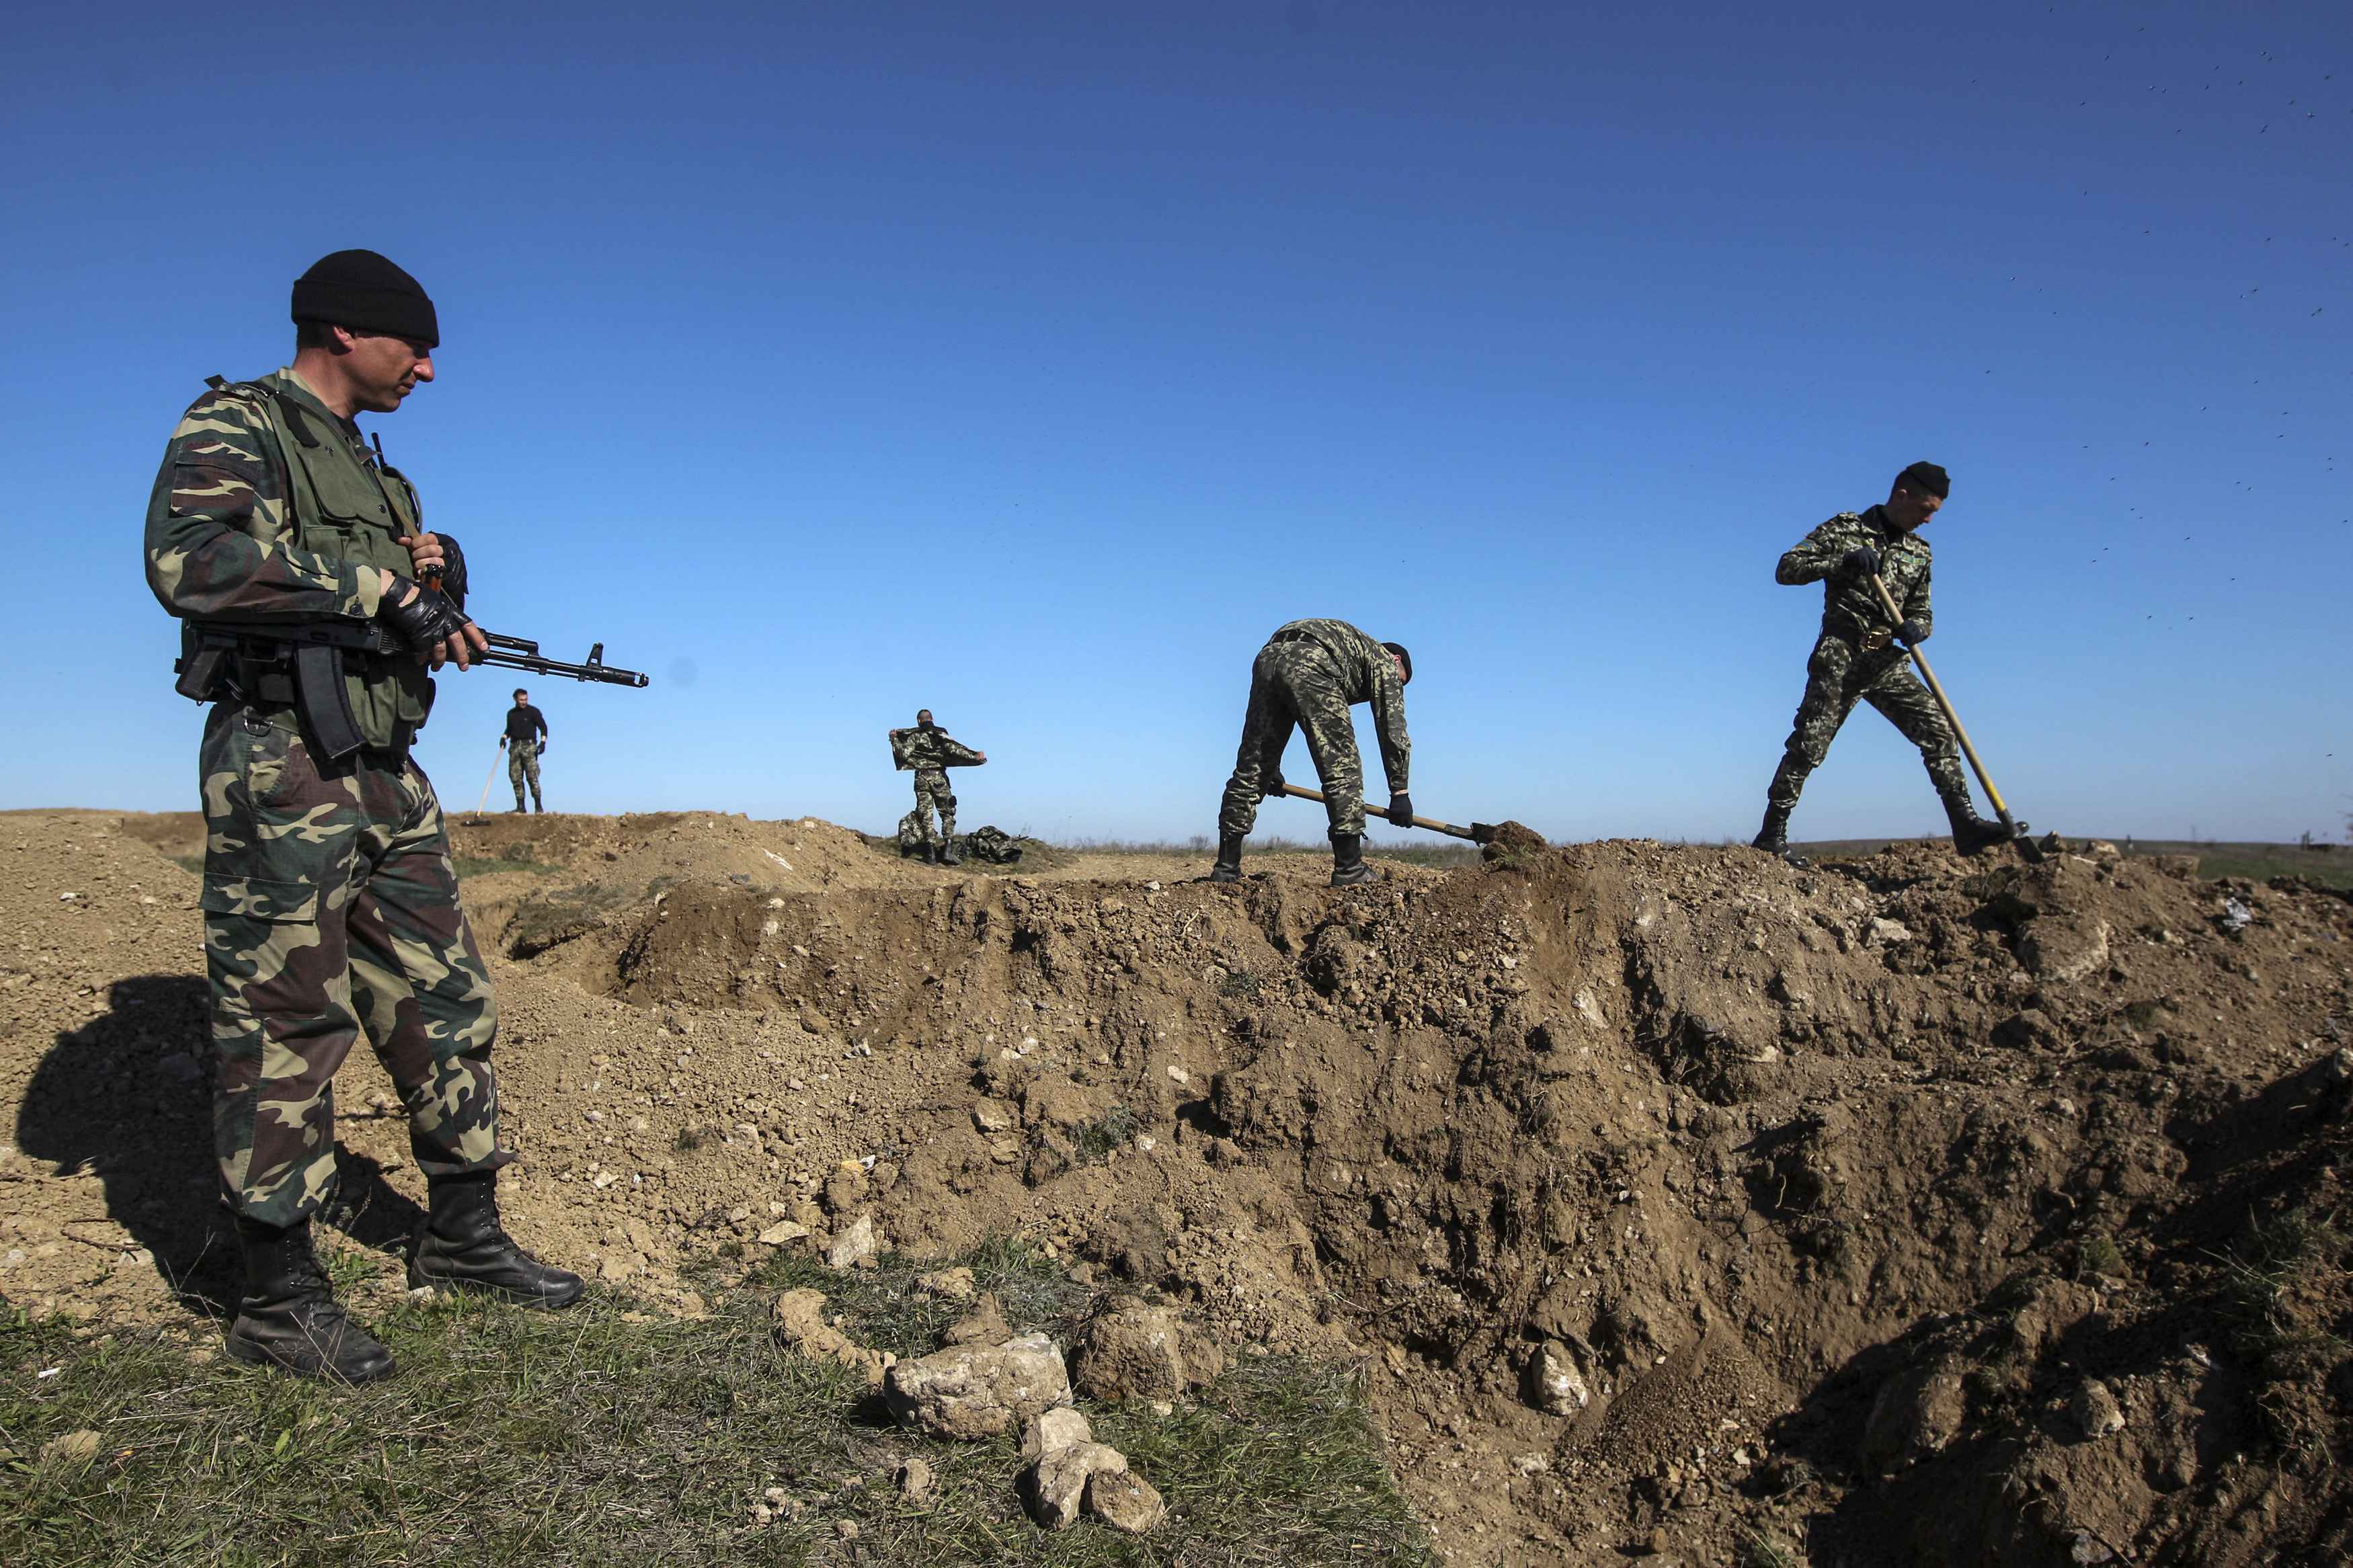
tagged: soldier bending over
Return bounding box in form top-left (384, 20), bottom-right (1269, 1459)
top-left (1212, 618), bottom-right (1412, 888)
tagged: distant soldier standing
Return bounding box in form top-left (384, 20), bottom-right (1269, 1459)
top-left (889, 710), bottom-right (986, 865)
top-left (1212, 618), bottom-right (1412, 888)
top-left (144, 249), bottom-right (582, 1384)
top-left (501, 688), bottom-right (548, 813)
top-left (1753, 461), bottom-right (2009, 861)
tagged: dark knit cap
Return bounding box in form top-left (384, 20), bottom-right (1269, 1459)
top-left (291, 250), bottom-right (439, 347)
top-left (1895, 461), bottom-right (1950, 499)
top-left (1382, 642), bottom-right (1412, 684)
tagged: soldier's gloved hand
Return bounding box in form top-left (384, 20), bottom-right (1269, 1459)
top-left (1841, 544), bottom-right (1881, 579)
top-left (1386, 793), bottom-right (1414, 828)
top-left (1892, 618), bottom-right (1927, 649)
top-left (376, 580), bottom-right (481, 670)
top-left (1265, 772), bottom-right (1286, 796)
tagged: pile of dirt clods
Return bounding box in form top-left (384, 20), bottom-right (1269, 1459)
top-left (4, 809), bottom-right (2348, 1565)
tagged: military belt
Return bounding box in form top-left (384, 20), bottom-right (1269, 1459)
top-left (1267, 628), bottom-right (1343, 665)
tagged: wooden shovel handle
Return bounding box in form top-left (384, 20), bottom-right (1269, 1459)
top-left (1278, 783), bottom-right (1480, 842)
top-left (1866, 573), bottom-right (2015, 822)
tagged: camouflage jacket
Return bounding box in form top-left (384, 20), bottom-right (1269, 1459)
top-left (1773, 505), bottom-right (1933, 642)
top-left (145, 368), bottom-right (432, 747)
top-left (1273, 618), bottom-right (1410, 793)
top-left (890, 726), bottom-right (984, 772)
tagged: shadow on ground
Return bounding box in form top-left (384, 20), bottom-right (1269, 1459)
top-left (13, 975), bottom-right (425, 1318)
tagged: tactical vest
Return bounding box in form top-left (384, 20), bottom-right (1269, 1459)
top-left (217, 374), bottom-right (435, 749)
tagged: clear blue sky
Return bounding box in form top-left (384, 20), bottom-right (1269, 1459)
top-left (7, 1), bottom-right (2346, 844)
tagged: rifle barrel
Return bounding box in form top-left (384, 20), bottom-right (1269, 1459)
top-left (473, 647), bottom-right (649, 687)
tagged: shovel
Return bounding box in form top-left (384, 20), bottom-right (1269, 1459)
top-left (1866, 572), bottom-right (2042, 861)
top-left (1277, 783), bottom-right (1501, 845)
top-left (463, 743), bottom-right (504, 826)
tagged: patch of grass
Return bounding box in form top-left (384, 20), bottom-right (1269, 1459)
top-left (1219, 971), bottom-right (1265, 1001)
top-left (1071, 1106), bottom-right (1144, 1165)
top-left (167, 853), bottom-right (206, 878)
top-left (2210, 1210), bottom-right (2352, 1469)
top-left (2071, 1233), bottom-right (2126, 1282)
top-left (1743, 1527), bottom-right (1806, 1568)
top-left (0, 1248), bottom-right (1436, 1567)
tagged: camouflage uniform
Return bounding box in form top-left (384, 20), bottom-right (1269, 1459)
top-left (1765, 506), bottom-right (1970, 812)
top-left (147, 369), bottom-right (506, 1228)
top-left (507, 737), bottom-right (542, 811)
top-left (1218, 618), bottom-right (1409, 839)
top-left (891, 726), bottom-right (982, 848)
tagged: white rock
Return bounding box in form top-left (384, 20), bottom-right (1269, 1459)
top-left (826, 1215), bottom-right (878, 1270)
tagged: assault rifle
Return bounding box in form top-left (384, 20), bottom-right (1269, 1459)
top-left (175, 619), bottom-right (649, 764)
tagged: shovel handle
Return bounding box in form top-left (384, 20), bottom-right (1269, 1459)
top-left (1866, 573), bottom-right (2016, 824)
top-left (1278, 783), bottom-right (1480, 842)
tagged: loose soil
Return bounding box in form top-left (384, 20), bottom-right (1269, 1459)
top-left (6, 807), bottom-right (2350, 1565)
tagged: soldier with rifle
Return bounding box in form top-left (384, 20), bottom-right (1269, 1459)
top-left (144, 249), bottom-right (612, 1382)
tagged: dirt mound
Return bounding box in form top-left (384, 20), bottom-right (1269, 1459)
top-left (5, 809), bottom-right (2349, 1563)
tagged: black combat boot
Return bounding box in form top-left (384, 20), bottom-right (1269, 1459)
top-left (1941, 789), bottom-right (2016, 858)
top-left (1751, 802), bottom-right (1808, 866)
top-left (1207, 832), bottom-right (1244, 884)
top-left (408, 1172), bottom-right (586, 1309)
top-left (939, 839), bottom-right (963, 866)
top-left (1328, 831), bottom-right (1377, 887)
top-left (920, 843), bottom-right (940, 866)
top-left (224, 1215), bottom-right (397, 1383)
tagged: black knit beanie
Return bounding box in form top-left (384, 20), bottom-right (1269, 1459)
top-left (1895, 460), bottom-right (1950, 499)
top-left (290, 250), bottom-right (439, 347)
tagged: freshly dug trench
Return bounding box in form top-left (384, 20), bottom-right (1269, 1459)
top-left (9, 811), bottom-right (2350, 1566)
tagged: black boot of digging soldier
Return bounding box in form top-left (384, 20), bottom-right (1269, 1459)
top-left (1751, 801), bottom-right (1808, 866)
top-left (939, 839), bottom-right (963, 866)
top-left (409, 1172), bottom-right (585, 1309)
top-left (1329, 831), bottom-right (1376, 888)
top-left (1208, 833), bottom-right (1244, 884)
top-left (225, 1215), bottom-right (397, 1383)
top-left (1942, 789), bottom-right (2016, 858)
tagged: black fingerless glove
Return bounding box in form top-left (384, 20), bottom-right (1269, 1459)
top-left (1841, 544), bottom-right (1881, 579)
top-left (432, 532), bottom-right (468, 612)
top-left (377, 582), bottom-right (470, 653)
top-left (1893, 618), bottom-right (1927, 649)
top-left (1387, 793), bottom-right (1414, 828)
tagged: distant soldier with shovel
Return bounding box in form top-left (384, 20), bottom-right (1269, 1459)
top-left (1754, 461), bottom-right (2013, 862)
top-left (500, 687), bottom-right (548, 813)
top-left (1211, 619), bottom-right (1412, 887)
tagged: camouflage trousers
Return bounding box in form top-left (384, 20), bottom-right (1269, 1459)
top-left (508, 738), bottom-right (542, 810)
top-left (199, 704), bottom-right (506, 1227)
top-left (1219, 634), bottom-right (1369, 838)
top-left (911, 769), bottom-right (956, 846)
top-left (1767, 631), bottom-right (1971, 811)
